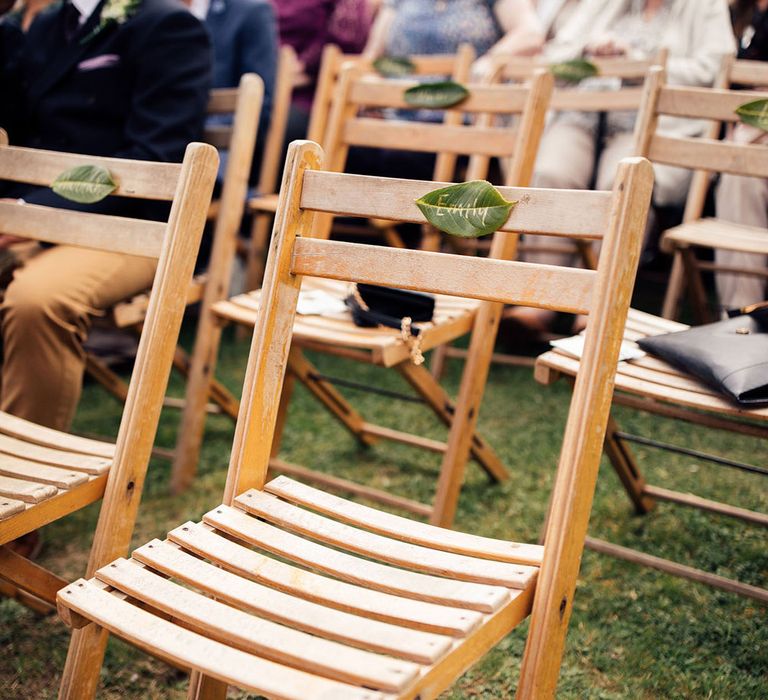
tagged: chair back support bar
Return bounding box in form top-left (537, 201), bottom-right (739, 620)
top-left (87, 142), bottom-right (218, 573)
top-left (300, 170), bottom-right (614, 239)
top-left (0, 145), bottom-right (181, 200)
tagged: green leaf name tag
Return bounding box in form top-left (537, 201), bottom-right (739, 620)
top-left (52, 165), bottom-right (118, 204)
top-left (403, 81), bottom-right (470, 109)
top-left (415, 180), bottom-right (517, 239)
top-left (735, 98), bottom-right (768, 132)
top-left (373, 56), bottom-right (416, 78)
top-left (550, 58), bottom-right (599, 84)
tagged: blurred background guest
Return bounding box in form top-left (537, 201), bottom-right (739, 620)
top-left (277, 0), bottom-right (376, 143)
top-left (511, 0), bottom-right (735, 335)
top-left (713, 0), bottom-right (768, 311)
top-left (535, 0), bottom-right (579, 39)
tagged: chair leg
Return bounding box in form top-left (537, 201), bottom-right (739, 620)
top-left (680, 247), bottom-right (711, 324)
top-left (58, 624), bottom-right (110, 700)
top-left (428, 303), bottom-right (508, 527)
top-left (171, 317), bottom-right (230, 495)
top-left (661, 250), bottom-right (686, 320)
top-left (244, 212), bottom-right (272, 298)
top-left (430, 344), bottom-right (449, 379)
top-left (399, 361), bottom-right (508, 485)
top-left (603, 415), bottom-right (655, 514)
top-left (187, 671), bottom-right (228, 700)
top-left (288, 348), bottom-right (378, 447)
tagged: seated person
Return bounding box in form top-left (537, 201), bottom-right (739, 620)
top-left (188, 0), bottom-right (278, 162)
top-left (714, 0), bottom-right (768, 311)
top-left (514, 0), bottom-right (735, 333)
top-left (0, 0), bottom-right (211, 431)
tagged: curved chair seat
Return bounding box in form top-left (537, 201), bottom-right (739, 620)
top-left (213, 278), bottom-right (480, 368)
top-left (58, 475), bottom-right (540, 700)
top-left (0, 411), bottom-right (115, 545)
top-left (662, 218), bottom-right (768, 256)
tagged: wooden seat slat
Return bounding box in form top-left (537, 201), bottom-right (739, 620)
top-left (662, 218), bottom-right (768, 255)
top-left (58, 579), bottom-right (391, 700)
top-left (132, 538), bottom-right (451, 664)
top-left (0, 475), bottom-right (58, 504)
top-left (235, 491), bottom-right (538, 588)
top-left (204, 506), bottom-right (512, 611)
top-left (0, 435), bottom-right (112, 473)
top-left (167, 522), bottom-right (483, 635)
top-left (265, 476), bottom-right (544, 566)
top-left (97, 557), bottom-right (421, 691)
top-left (0, 411), bottom-right (115, 458)
top-left (0, 454), bottom-right (90, 489)
top-left (0, 497), bottom-right (25, 521)
top-left (626, 308), bottom-right (688, 333)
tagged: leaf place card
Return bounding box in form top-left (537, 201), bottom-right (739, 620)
top-left (373, 56), bottom-right (416, 78)
top-left (415, 180), bottom-right (517, 238)
top-left (550, 58), bottom-right (599, 84)
top-left (403, 81), bottom-right (469, 109)
top-left (52, 165), bottom-right (118, 204)
top-left (735, 98), bottom-right (768, 132)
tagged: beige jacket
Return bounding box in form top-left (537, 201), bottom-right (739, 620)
top-left (544, 0), bottom-right (736, 136)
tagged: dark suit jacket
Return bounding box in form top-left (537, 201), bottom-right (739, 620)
top-left (206, 0), bottom-right (277, 140)
top-left (1, 0), bottom-right (211, 216)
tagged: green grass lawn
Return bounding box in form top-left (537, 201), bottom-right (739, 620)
top-left (1, 324), bottom-right (766, 699)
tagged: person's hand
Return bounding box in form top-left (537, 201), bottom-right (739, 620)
top-left (585, 36), bottom-right (628, 58)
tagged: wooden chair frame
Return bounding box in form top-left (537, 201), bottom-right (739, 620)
top-left (0, 137), bottom-right (217, 613)
top-left (243, 43), bottom-right (478, 292)
top-left (660, 56), bottom-right (768, 321)
top-left (56, 141), bottom-right (653, 700)
top-left (172, 70), bottom-right (553, 528)
top-left (82, 74), bottom-right (263, 436)
top-left (535, 66), bottom-right (768, 603)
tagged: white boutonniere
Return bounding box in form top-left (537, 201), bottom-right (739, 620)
top-left (80, 0), bottom-right (142, 44)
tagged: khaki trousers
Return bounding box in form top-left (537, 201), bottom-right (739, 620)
top-left (0, 245), bottom-right (157, 431)
top-left (714, 173), bottom-right (768, 310)
top-left (522, 120), bottom-right (691, 266)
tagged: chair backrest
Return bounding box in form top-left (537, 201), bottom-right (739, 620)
top-left (307, 43), bottom-right (476, 147)
top-left (202, 73), bottom-right (263, 301)
top-left (318, 66), bottom-right (554, 252)
top-left (672, 56), bottom-right (768, 222)
top-left (634, 65), bottom-right (768, 220)
top-left (486, 50), bottom-right (667, 112)
top-left (224, 141), bottom-right (654, 695)
top-left (0, 138), bottom-right (218, 571)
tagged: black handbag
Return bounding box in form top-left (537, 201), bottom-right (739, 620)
top-left (345, 284), bottom-right (435, 364)
top-left (637, 304), bottom-right (768, 407)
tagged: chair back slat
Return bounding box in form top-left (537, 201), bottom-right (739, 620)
top-left (647, 134), bottom-right (768, 179)
top-left (497, 55), bottom-right (663, 81)
top-left (342, 118), bottom-right (519, 156)
top-left (656, 85), bottom-right (768, 123)
top-left (207, 88), bottom-right (240, 114)
top-left (0, 201), bottom-right (164, 258)
top-left (0, 146), bottom-right (181, 200)
top-left (291, 238), bottom-right (596, 314)
top-left (550, 87), bottom-right (645, 112)
top-left (347, 78), bottom-right (530, 113)
top-left (729, 58), bottom-right (768, 86)
top-left (300, 170), bottom-right (614, 239)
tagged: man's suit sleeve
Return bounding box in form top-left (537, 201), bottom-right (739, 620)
top-left (238, 1), bottom-right (278, 136)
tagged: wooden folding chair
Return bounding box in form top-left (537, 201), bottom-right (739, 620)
top-left (56, 141), bottom-right (653, 700)
top-left (0, 137), bottom-right (217, 612)
top-left (172, 71), bottom-right (553, 527)
top-left (535, 67), bottom-right (768, 603)
top-left (243, 43), bottom-right (478, 291)
top-left (660, 56), bottom-right (768, 321)
top-left (83, 74), bottom-right (263, 432)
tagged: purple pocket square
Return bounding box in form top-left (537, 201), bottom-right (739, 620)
top-left (77, 54), bottom-right (121, 71)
